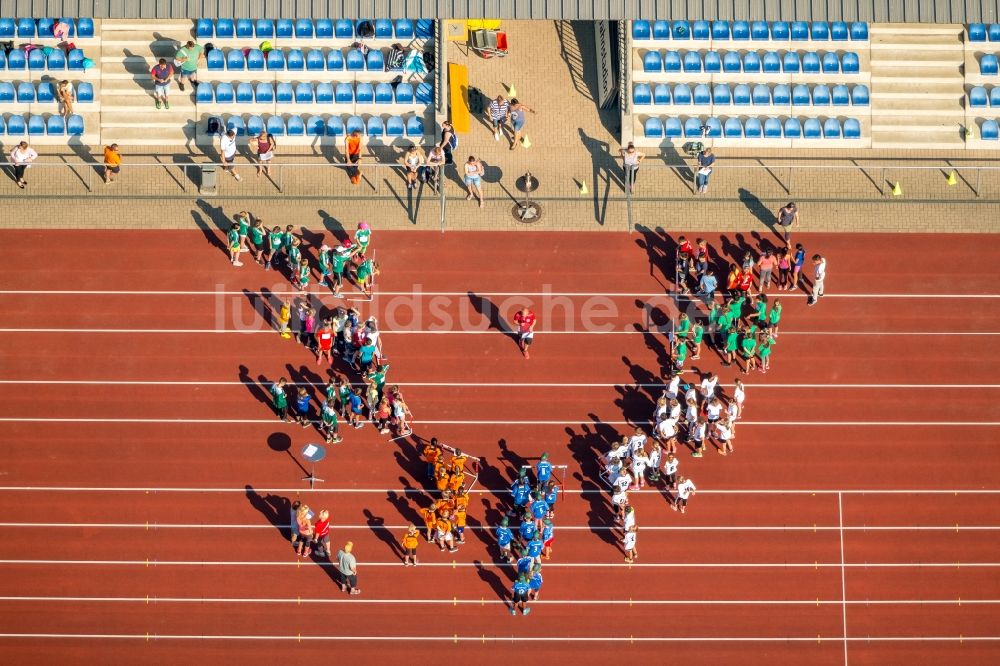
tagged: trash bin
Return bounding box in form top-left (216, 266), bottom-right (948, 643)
top-left (199, 164), bottom-right (218, 195)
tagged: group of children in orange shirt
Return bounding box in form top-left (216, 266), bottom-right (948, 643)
top-left (406, 438), bottom-right (474, 562)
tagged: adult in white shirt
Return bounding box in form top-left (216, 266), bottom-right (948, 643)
top-left (672, 476), bottom-right (697, 514)
top-left (219, 129), bottom-right (242, 182)
top-left (684, 384), bottom-right (698, 409)
top-left (705, 398), bottom-right (723, 425)
top-left (654, 417), bottom-right (679, 454)
top-left (664, 373), bottom-right (681, 401)
top-left (808, 254), bottom-right (826, 306)
top-left (688, 418), bottom-right (708, 458)
top-left (714, 418), bottom-right (735, 456)
top-left (700, 373), bottom-right (718, 401)
top-left (10, 141), bottom-right (38, 189)
top-left (627, 428), bottom-right (647, 456)
top-left (684, 397), bottom-right (699, 424)
top-left (662, 453), bottom-right (679, 489)
top-left (732, 378), bottom-right (746, 418)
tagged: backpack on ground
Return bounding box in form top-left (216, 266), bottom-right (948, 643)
top-left (206, 116), bottom-right (223, 135)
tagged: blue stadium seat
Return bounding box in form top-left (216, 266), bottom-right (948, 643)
top-left (416, 19), bottom-right (434, 39)
top-left (751, 21), bottom-right (769, 40)
top-left (16, 82), bottom-right (34, 103)
top-left (67, 114), bottom-right (84, 135)
top-left (633, 84), bottom-right (651, 105)
top-left (207, 49), bottom-right (225, 70)
top-left (295, 82), bottom-right (313, 103)
top-left (772, 22), bottom-right (790, 40)
top-left (336, 19), bottom-right (354, 39)
top-left (672, 20), bottom-right (691, 39)
top-left (386, 115), bottom-right (405, 136)
top-left (367, 115), bottom-right (384, 136)
top-left (215, 19), bottom-right (234, 38)
top-left (316, 19), bottom-right (334, 38)
top-left (693, 83), bottom-right (713, 106)
top-left (276, 82), bottom-right (293, 103)
top-left (992, 87), bottom-right (1000, 106)
top-left (415, 82), bottom-right (432, 104)
top-left (969, 24), bottom-right (987, 41)
top-left (17, 18), bottom-right (35, 38)
top-left (286, 49), bottom-right (304, 70)
top-left (970, 86), bottom-right (989, 107)
top-left (0, 18), bottom-right (15, 38)
top-left (406, 115), bottom-right (424, 136)
top-left (286, 115), bottom-right (305, 136)
top-left (832, 84), bottom-right (850, 105)
top-left (276, 19), bottom-right (294, 38)
top-left (60, 18), bottom-right (78, 37)
top-left (38, 19), bottom-right (54, 37)
top-left (673, 84), bottom-right (692, 105)
top-left (712, 21), bottom-right (730, 40)
top-left (763, 51), bottom-right (780, 72)
top-left (236, 19), bottom-right (254, 38)
top-left (842, 52), bottom-right (859, 73)
top-left (684, 117), bottom-right (703, 137)
top-left (347, 48), bottom-right (365, 70)
top-left (194, 81), bottom-right (215, 104)
top-left (37, 82), bottom-right (54, 102)
top-left (295, 19), bottom-right (313, 38)
top-left (752, 84), bottom-right (771, 105)
top-left (773, 84), bottom-right (790, 104)
top-left (745, 117), bottom-right (762, 138)
top-left (195, 19), bottom-right (213, 38)
top-left (226, 115), bottom-right (246, 135)
top-left (663, 51), bottom-right (681, 72)
top-left (247, 49), bottom-right (265, 70)
top-left (664, 117), bottom-right (682, 137)
top-left (46, 115), bottom-right (65, 135)
top-left (821, 52), bottom-right (839, 73)
top-left (396, 82), bottom-right (416, 103)
top-left (843, 118), bottom-right (861, 138)
top-left (28, 114), bottom-right (45, 135)
top-left (77, 82), bottom-right (94, 102)
top-left (704, 117), bottom-right (722, 137)
top-left (247, 115), bottom-right (264, 136)
top-left (255, 83), bottom-right (274, 103)
top-left (692, 20), bottom-right (710, 40)
top-left (644, 117), bottom-right (663, 138)
top-left (396, 20), bottom-right (414, 39)
top-left (791, 21), bottom-right (809, 41)
top-left (982, 54), bottom-right (999, 75)
top-left (783, 52), bottom-right (800, 72)
top-left (733, 84), bottom-right (751, 105)
top-left (7, 49), bottom-right (25, 70)
top-left (356, 82), bottom-right (374, 103)
top-left (653, 84), bottom-right (670, 104)
top-left (226, 49), bottom-right (245, 70)
top-left (633, 21), bottom-right (650, 40)
top-left (371, 19), bottom-right (391, 38)
top-left (792, 84), bottom-right (811, 105)
top-left (7, 115), bottom-right (25, 135)
top-left (981, 119), bottom-right (999, 139)
top-left (28, 49), bottom-right (45, 70)
top-left (732, 21), bottom-right (750, 40)
top-left (306, 49), bottom-right (325, 70)
top-left (327, 115), bottom-right (345, 136)
top-left (316, 82), bottom-right (334, 103)
top-left (306, 115), bottom-right (325, 135)
top-left (652, 21), bottom-right (670, 40)
top-left (783, 117), bottom-right (802, 138)
top-left (851, 84), bottom-right (869, 105)
top-left (267, 49), bottom-right (285, 70)
top-left (704, 51), bottom-right (721, 72)
top-left (47, 49), bottom-right (66, 70)
top-left (812, 84), bottom-right (831, 105)
top-left (267, 115), bottom-right (285, 135)
top-left (0, 50), bottom-right (7, 69)
top-left (990, 24), bottom-right (1000, 41)
top-left (375, 82), bottom-right (393, 103)
top-left (851, 22), bottom-right (868, 40)
top-left (743, 51), bottom-right (761, 73)
top-left (724, 118), bottom-right (743, 137)
top-left (710, 83), bottom-right (729, 105)
top-left (216, 82), bottom-right (235, 103)
top-left (683, 51), bottom-right (701, 72)
top-left (822, 118), bottom-right (841, 138)
top-left (803, 52), bottom-right (821, 73)
top-left (803, 118), bottom-right (821, 138)
top-left (0, 82), bottom-right (13, 102)
top-left (335, 83), bottom-right (353, 103)
top-left (831, 21), bottom-right (849, 41)
top-left (68, 48), bottom-right (84, 70)
top-left (722, 51), bottom-right (741, 72)
top-left (811, 22), bottom-right (830, 40)
top-left (256, 20), bottom-right (274, 38)
top-left (236, 83), bottom-right (253, 103)
top-left (327, 49), bottom-right (344, 70)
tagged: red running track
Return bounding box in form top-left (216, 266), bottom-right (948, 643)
top-left (0, 230), bottom-right (998, 664)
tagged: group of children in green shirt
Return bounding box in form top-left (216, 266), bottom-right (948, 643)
top-left (672, 292), bottom-right (782, 375)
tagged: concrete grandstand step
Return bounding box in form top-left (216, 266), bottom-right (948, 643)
top-left (871, 121), bottom-right (965, 133)
top-left (870, 35), bottom-right (964, 51)
top-left (869, 23), bottom-right (964, 36)
top-left (873, 53), bottom-right (964, 67)
top-left (101, 30), bottom-right (190, 44)
top-left (870, 97), bottom-right (965, 115)
top-left (869, 66), bottom-right (959, 84)
top-left (871, 133), bottom-right (965, 149)
top-left (101, 20), bottom-right (194, 32)
top-left (872, 81), bottom-right (961, 99)
top-left (98, 125), bottom-right (197, 146)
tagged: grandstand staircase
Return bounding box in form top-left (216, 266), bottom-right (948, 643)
top-left (98, 19), bottom-right (197, 146)
top-left (869, 23), bottom-right (966, 149)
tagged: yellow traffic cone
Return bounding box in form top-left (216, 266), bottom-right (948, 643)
top-left (891, 181), bottom-right (903, 197)
top-left (520, 135), bottom-right (531, 148)
top-left (946, 170), bottom-right (957, 186)
top-left (579, 180), bottom-right (589, 195)
top-left (507, 84), bottom-right (517, 97)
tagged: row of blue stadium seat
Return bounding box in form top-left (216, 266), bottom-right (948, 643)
top-left (634, 82), bottom-right (869, 106)
top-left (633, 20), bottom-right (868, 42)
top-left (0, 113), bottom-right (85, 135)
top-left (0, 48), bottom-right (90, 71)
top-left (0, 18), bottom-right (94, 38)
top-left (197, 18), bottom-right (433, 40)
top-left (968, 24), bottom-right (1000, 42)
top-left (642, 116), bottom-right (862, 139)
top-left (206, 47), bottom-right (414, 72)
top-left (197, 81), bottom-right (433, 105)
top-left (981, 55), bottom-right (999, 75)
top-left (0, 81), bottom-right (94, 103)
top-left (981, 119), bottom-right (1000, 139)
top-left (221, 113), bottom-right (425, 138)
top-left (968, 86), bottom-right (1000, 107)
top-left (641, 49), bottom-right (861, 74)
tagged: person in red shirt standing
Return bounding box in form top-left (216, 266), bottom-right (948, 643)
top-left (675, 236), bottom-right (694, 293)
top-left (737, 267), bottom-right (755, 297)
top-left (316, 322), bottom-right (335, 367)
top-left (513, 307), bottom-right (537, 359)
top-left (313, 509), bottom-right (331, 558)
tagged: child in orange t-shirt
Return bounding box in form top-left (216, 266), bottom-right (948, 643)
top-left (447, 470), bottom-right (465, 493)
top-left (401, 524), bottom-right (420, 565)
top-left (453, 506), bottom-right (467, 544)
top-left (423, 439), bottom-right (443, 480)
top-left (419, 507), bottom-right (437, 542)
top-left (434, 465), bottom-right (450, 492)
top-left (435, 516), bottom-right (457, 553)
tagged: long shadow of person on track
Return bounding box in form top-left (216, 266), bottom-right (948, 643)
top-left (466, 291), bottom-right (516, 348)
top-left (474, 560), bottom-right (510, 601)
top-left (239, 365), bottom-right (274, 412)
top-left (363, 508), bottom-right (404, 561)
top-left (192, 212), bottom-right (228, 258)
top-left (575, 475), bottom-right (617, 546)
top-left (245, 484), bottom-right (292, 542)
top-left (386, 489), bottom-right (422, 526)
